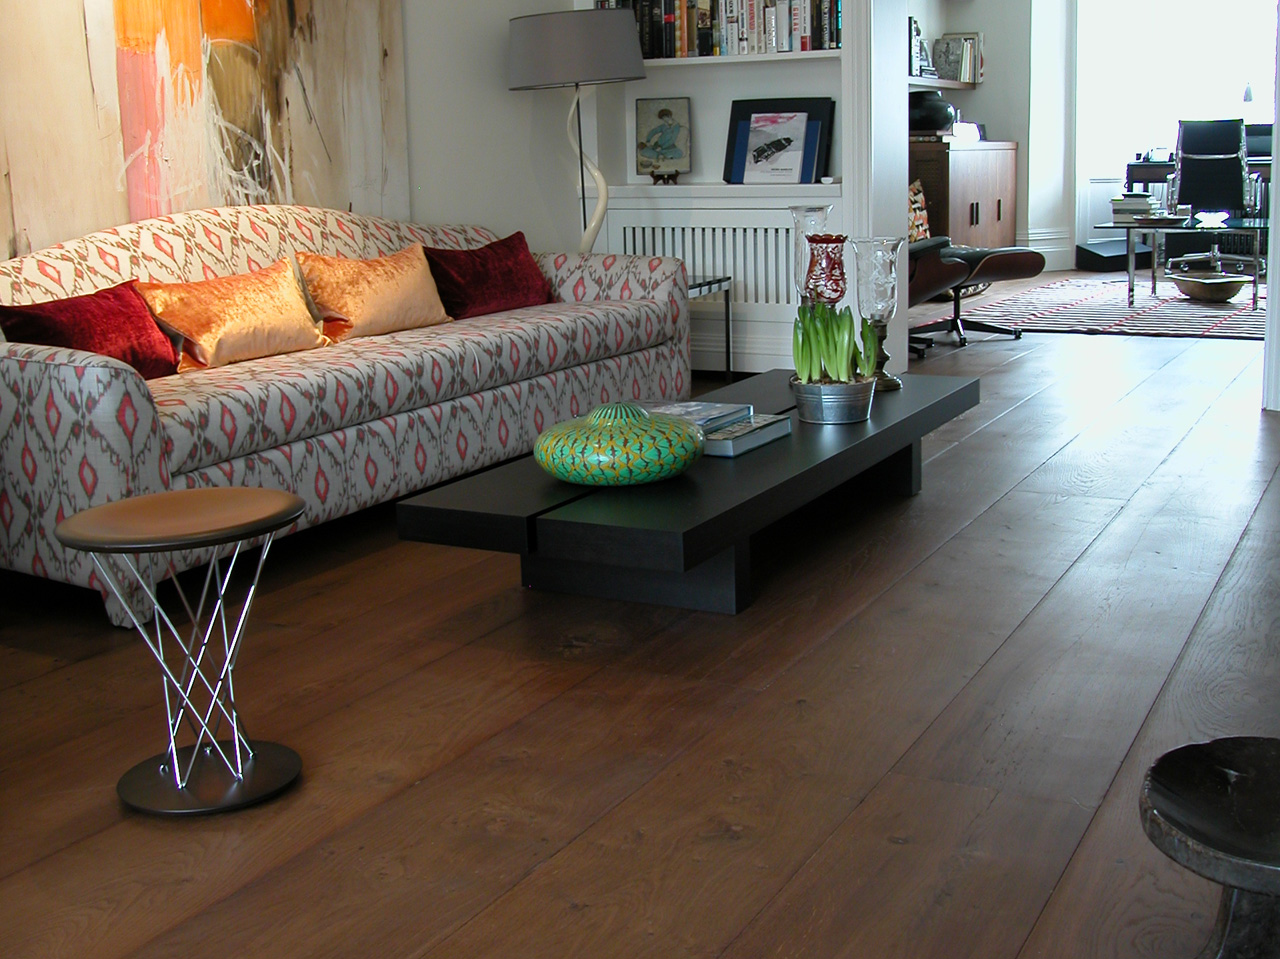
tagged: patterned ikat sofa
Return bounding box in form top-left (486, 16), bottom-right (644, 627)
top-left (0, 205), bottom-right (690, 623)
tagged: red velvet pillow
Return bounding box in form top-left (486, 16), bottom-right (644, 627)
top-left (0, 282), bottom-right (179, 379)
top-left (423, 232), bottom-right (551, 320)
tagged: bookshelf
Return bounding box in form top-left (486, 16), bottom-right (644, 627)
top-left (575, 0), bottom-right (908, 375)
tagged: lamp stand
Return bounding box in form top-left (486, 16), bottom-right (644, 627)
top-left (567, 85), bottom-right (608, 255)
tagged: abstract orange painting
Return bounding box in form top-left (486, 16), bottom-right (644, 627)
top-left (110, 0), bottom-right (403, 220)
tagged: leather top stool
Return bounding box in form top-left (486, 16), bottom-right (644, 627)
top-left (1140, 737), bottom-right (1280, 958)
top-left (56, 487), bottom-right (305, 816)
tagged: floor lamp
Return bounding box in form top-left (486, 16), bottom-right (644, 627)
top-left (508, 10), bottom-right (646, 254)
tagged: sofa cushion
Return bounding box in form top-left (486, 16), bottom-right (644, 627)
top-left (137, 258), bottom-right (326, 370)
top-left (297, 245), bottom-right (450, 341)
top-left (152, 298), bottom-right (673, 476)
top-left (0, 282), bottom-right (179, 379)
top-left (424, 232), bottom-right (551, 319)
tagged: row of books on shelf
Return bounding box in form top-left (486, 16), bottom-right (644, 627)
top-left (640, 401), bottom-right (792, 457)
top-left (594, 0), bottom-right (842, 59)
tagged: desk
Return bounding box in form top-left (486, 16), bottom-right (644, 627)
top-left (1126, 158), bottom-right (1271, 192)
top-left (688, 274), bottom-right (733, 380)
top-left (1095, 218), bottom-right (1266, 310)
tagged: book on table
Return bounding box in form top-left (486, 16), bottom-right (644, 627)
top-left (702, 413), bottom-right (793, 457)
top-left (640, 400), bottom-right (754, 432)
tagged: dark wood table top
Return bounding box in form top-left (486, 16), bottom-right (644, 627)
top-left (55, 487), bottom-right (306, 553)
top-left (398, 369), bottom-right (980, 573)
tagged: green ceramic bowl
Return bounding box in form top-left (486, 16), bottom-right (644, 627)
top-left (534, 402), bottom-right (705, 486)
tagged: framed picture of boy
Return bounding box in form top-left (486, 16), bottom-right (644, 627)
top-left (636, 98), bottom-right (692, 177)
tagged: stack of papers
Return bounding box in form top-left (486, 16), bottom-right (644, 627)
top-left (1111, 193), bottom-right (1159, 224)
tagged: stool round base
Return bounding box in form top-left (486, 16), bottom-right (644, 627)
top-left (117, 741), bottom-right (301, 816)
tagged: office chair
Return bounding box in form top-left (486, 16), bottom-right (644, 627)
top-left (1165, 119), bottom-right (1263, 275)
top-left (907, 238), bottom-right (1045, 355)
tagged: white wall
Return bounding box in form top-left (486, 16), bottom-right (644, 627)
top-left (907, 0), bottom-right (948, 62)
top-left (402, 0), bottom-right (581, 251)
top-left (917, 0), bottom-right (1075, 269)
top-left (943, 1), bottom-right (1033, 231)
top-left (1025, 0), bottom-right (1074, 269)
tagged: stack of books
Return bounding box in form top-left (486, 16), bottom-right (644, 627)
top-left (639, 401), bottom-right (792, 457)
top-left (1110, 193), bottom-right (1159, 224)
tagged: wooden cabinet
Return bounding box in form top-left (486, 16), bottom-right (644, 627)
top-left (909, 140), bottom-right (1017, 248)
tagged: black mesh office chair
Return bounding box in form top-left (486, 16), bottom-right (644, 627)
top-left (1165, 119), bottom-right (1262, 275)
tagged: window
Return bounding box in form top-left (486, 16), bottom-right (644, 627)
top-left (1077, 0), bottom-right (1277, 183)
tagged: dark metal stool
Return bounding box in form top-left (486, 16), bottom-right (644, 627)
top-left (56, 487), bottom-right (306, 816)
top-left (1140, 737), bottom-right (1280, 958)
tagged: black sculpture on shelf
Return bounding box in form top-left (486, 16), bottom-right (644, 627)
top-left (908, 91), bottom-right (955, 134)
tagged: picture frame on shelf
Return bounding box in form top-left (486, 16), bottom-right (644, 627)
top-left (936, 32), bottom-right (983, 83)
top-left (636, 97), bottom-right (692, 178)
top-left (931, 36), bottom-right (965, 81)
top-left (722, 98), bottom-right (834, 185)
top-left (742, 112), bottom-right (809, 184)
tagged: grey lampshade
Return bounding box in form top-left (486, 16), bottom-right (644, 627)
top-left (508, 10), bottom-right (646, 90)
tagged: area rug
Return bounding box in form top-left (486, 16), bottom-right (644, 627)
top-left (914, 274), bottom-right (1266, 340)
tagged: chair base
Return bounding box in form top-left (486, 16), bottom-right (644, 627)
top-left (909, 288), bottom-right (1024, 349)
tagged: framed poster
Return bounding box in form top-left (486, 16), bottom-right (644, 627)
top-left (742, 112), bottom-right (808, 183)
top-left (636, 97), bottom-right (692, 177)
top-left (722, 98), bottom-right (834, 184)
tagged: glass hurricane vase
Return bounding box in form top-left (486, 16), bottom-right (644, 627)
top-left (789, 204), bottom-right (833, 303)
top-left (849, 236), bottom-right (906, 391)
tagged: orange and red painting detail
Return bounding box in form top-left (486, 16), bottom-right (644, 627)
top-left (113, 0), bottom-right (312, 219)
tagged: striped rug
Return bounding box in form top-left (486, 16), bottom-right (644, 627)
top-left (914, 274), bottom-right (1266, 340)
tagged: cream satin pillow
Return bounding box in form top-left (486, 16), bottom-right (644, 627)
top-left (296, 245), bottom-right (451, 342)
top-left (136, 259), bottom-right (325, 370)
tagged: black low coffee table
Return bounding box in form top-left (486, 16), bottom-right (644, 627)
top-left (397, 369), bottom-right (978, 614)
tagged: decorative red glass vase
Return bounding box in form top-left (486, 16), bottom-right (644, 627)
top-left (803, 233), bottom-right (848, 304)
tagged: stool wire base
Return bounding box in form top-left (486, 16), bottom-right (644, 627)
top-left (91, 534), bottom-right (300, 815)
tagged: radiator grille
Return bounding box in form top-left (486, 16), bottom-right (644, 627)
top-left (620, 224), bottom-right (797, 306)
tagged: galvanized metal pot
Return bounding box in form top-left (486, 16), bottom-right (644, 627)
top-left (790, 376), bottom-right (876, 424)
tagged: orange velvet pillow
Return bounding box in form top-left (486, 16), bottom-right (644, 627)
top-left (136, 259), bottom-right (325, 370)
top-left (296, 245), bottom-right (450, 342)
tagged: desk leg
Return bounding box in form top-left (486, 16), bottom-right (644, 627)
top-left (724, 287), bottom-right (733, 382)
top-left (1151, 229), bottom-right (1159, 296)
top-left (1127, 230), bottom-right (1136, 307)
top-left (1254, 230), bottom-right (1261, 311)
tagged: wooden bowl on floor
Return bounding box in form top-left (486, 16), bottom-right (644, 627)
top-left (1169, 272), bottom-right (1249, 302)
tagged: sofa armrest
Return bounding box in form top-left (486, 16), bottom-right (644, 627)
top-left (535, 252), bottom-right (691, 398)
top-left (0, 343), bottom-right (168, 587)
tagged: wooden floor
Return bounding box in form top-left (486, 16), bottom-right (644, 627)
top-left (3, 316), bottom-right (1279, 958)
